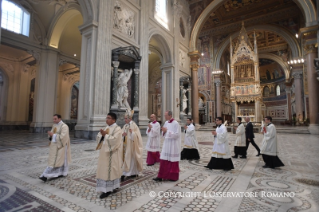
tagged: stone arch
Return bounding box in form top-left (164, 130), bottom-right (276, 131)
top-left (47, 3), bottom-right (82, 49)
top-left (214, 25), bottom-right (301, 71)
top-left (258, 53), bottom-right (290, 80)
top-left (77, 0), bottom-right (96, 23)
top-left (148, 31), bottom-right (172, 64)
top-left (199, 90), bottom-right (210, 101)
top-left (189, 0), bottom-right (316, 52)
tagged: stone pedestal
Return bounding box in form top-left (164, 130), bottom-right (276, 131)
top-left (109, 108), bottom-right (139, 128)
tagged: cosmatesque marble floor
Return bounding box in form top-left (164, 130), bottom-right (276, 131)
top-left (0, 129), bottom-right (318, 212)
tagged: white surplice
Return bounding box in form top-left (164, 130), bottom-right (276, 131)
top-left (260, 123), bottom-right (278, 156)
top-left (146, 121), bottom-right (161, 152)
top-left (184, 123), bottom-right (199, 149)
top-left (211, 124), bottom-right (231, 159)
top-left (160, 120), bottom-right (181, 162)
top-left (234, 123), bottom-right (246, 147)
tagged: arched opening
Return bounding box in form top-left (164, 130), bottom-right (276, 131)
top-left (276, 85), bottom-right (281, 96)
top-left (148, 33), bottom-right (172, 122)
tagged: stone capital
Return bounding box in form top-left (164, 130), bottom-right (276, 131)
top-left (215, 79), bottom-right (221, 87)
top-left (292, 71), bottom-right (303, 79)
top-left (188, 51), bottom-right (200, 62)
top-left (285, 87), bottom-right (291, 93)
top-left (113, 61), bottom-right (120, 68)
top-left (304, 44), bottom-right (317, 54)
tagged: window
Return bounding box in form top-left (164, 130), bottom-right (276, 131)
top-left (155, 0), bottom-right (168, 28)
top-left (276, 85), bottom-right (280, 96)
top-left (1, 0), bottom-right (30, 36)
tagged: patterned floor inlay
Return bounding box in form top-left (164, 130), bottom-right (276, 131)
top-left (0, 130), bottom-right (319, 211)
top-left (0, 179), bottom-right (64, 212)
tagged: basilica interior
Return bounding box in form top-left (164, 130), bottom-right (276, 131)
top-left (0, 0), bottom-right (319, 211)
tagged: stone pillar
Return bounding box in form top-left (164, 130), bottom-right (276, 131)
top-left (234, 101), bottom-right (238, 120)
top-left (179, 80), bottom-right (184, 114)
top-left (160, 65), bottom-right (174, 119)
top-left (133, 68), bottom-right (139, 110)
top-left (187, 82), bottom-right (192, 115)
top-left (285, 85), bottom-right (292, 120)
top-left (305, 44), bottom-right (319, 133)
top-left (138, 0), bottom-right (150, 132)
top-left (215, 79), bottom-right (222, 117)
top-left (188, 51), bottom-right (200, 125)
top-left (75, 0), bottom-right (113, 139)
top-left (255, 98), bottom-right (261, 122)
top-left (291, 68), bottom-right (304, 124)
top-left (30, 49), bottom-right (59, 132)
top-left (111, 61), bottom-right (119, 109)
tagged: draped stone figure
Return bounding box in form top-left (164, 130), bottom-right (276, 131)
top-left (117, 69), bottom-right (132, 111)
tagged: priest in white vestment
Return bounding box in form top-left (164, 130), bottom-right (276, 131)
top-left (181, 118), bottom-right (200, 160)
top-left (122, 111), bottom-right (143, 181)
top-left (40, 114), bottom-right (71, 182)
top-left (96, 112), bottom-right (123, 199)
top-left (260, 116), bottom-right (284, 169)
top-left (146, 114), bottom-right (161, 166)
top-left (232, 117), bottom-right (247, 158)
top-left (204, 117), bottom-right (234, 171)
top-left (153, 111), bottom-right (181, 182)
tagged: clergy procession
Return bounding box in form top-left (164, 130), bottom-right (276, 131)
top-left (39, 111), bottom-right (284, 199)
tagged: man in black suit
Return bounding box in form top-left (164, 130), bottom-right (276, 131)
top-left (245, 117), bottom-right (260, 157)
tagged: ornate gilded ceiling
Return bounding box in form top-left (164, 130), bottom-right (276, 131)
top-left (189, 0), bottom-right (303, 37)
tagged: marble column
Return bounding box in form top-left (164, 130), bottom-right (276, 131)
top-left (305, 44), bottom-right (319, 133)
top-left (292, 69), bottom-right (304, 123)
top-left (188, 51), bottom-right (200, 125)
top-left (111, 61), bottom-right (119, 109)
top-left (234, 101), bottom-right (238, 120)
top-left (215, 79), bottom-right (222, 117)
top-left (285, 86), bottom-right (292, 120)
top-left (255, 98), bottom-right (261, 122)
top-left (30, 49), bottom-right (59, 132)
top-left (75, 0), bottom-right (113, 139)
top-left (138, 0), bottom-right (150, 132)
top-left (187, 82), bottom-right (192, 115)
top-left (133, 68), bottom-right (139, 110)
top-left (179, 80), bottom-right (184, 114)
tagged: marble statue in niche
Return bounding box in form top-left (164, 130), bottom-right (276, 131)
top-left (182, 89), bottom-right (188, 112)
top-left (198, 97), bottom-right (204, 108)
top-left (117, 69), bottom-right (132, 110)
